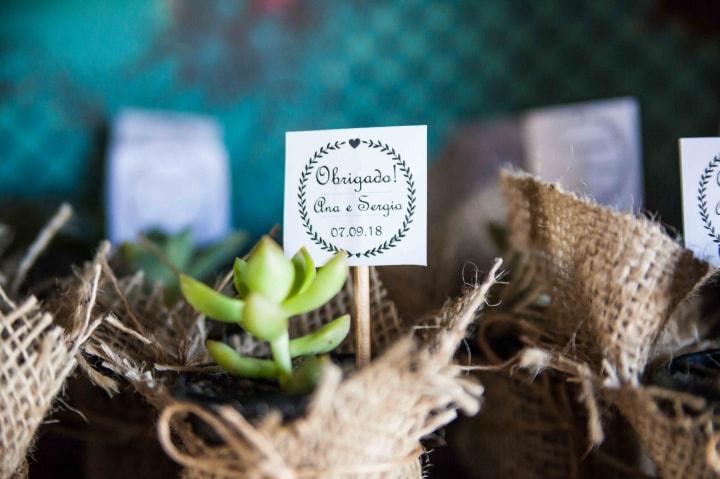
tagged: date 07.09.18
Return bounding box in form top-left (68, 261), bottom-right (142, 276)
top-left (329, 226), bottom-right (382, 238)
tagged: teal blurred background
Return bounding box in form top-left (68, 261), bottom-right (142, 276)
top-left (1, 0), bottom-right (719, 238)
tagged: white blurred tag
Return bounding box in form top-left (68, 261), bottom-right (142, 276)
top-left (106, 109), bottom-right (231, 244)
top-left (284, 126), bottom-right (427, 266)
top-left (522, 97), bottom-right (642, 211)
top-left (680, 138), bottom-right (720, 266)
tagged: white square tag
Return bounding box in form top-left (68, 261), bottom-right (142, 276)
top-left (284, 126), bottom-right (427, 266)
top-left (522, 97), bottom-right (643, 211)
top-left (106, 109), bottom-right (231, 245)
top-left (680, 138), bottom-right (720, 266)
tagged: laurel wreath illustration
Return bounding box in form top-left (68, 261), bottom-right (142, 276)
top-left (297, 139), bottom-right (416, 258)
top-left (698, 154), bottom-right (720, 244)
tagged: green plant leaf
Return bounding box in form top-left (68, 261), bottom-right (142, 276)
top-left (121, 241), bottom-right (176, 286)
top-left (244, 236), bottom-right (295, 302)
top-left (233, 257), bottom-right (249, 296)
top-left (279, 356), bottom-right (328, 395)
top-left (180, 274), bottom-right (244, 323)
top-left (289, 314), bottom-right (350, 357)
top-left (283, 251), bottom-right (348, 315)
top-left (165, 228), bottom-right (194, 271)
top-left (270, 330), bottom-right (292, 375)
top-left (206, 340), bottom-right (278, 378)
top-left (243, 292), bottom-right (289, 340)
top-left (288, 247), bottom-right (316, 298)
top-left (187, 231), bottom-right (248, 279)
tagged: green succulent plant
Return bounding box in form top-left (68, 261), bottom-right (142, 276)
top-left (121, 228), bottom-right (247, 303)
top-left (180, 235), bottom-right (350, 393)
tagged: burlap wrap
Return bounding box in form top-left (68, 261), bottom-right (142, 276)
top-left (77, 249), bottom-right (498, 478)
top-left (0, 205), bottom-right (102, 479)
top-left (474, 171), bottom-right (720, 478)
top-left (502, 171), bottom-right (708, 379)
top-left (453, 368), bottom-right (592, 478)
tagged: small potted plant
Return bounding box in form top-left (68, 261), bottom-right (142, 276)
top-left (173, 235), bottom-right (350, 423)
top-left (75, 233), bottom-right (493, 479)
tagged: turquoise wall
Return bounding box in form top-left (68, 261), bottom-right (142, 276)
top-left (1, 0), bottom-right (719, 237)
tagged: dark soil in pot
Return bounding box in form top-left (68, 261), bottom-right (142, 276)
top-left (171, 353), bottom-right (357, 445)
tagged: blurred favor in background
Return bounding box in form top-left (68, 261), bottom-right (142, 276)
top-left (106, 109), bottom-right (231, 245)
top-left (523, 97), bottom-right (642, 212)
top-left (385, 96), bottom-right (643, 317)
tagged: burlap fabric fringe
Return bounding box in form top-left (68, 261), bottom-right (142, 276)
top-left (454, 262), bottom-right (642, 479)
top-left (75, 247), bottom-right (498, 478)
top-left (476, 170), bottom-right (720, 478)
top-left (0, 204), bottom-right (105, 479)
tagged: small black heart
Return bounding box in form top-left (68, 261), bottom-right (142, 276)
top-left (349, 138), bottom-right (361, 149)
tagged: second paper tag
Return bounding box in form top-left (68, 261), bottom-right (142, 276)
top-left (681, 137), bottom-right (720, 266)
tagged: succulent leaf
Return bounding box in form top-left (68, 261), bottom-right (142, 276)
top-left (179, 274), bottom-right (244, 323)
top-left (270, 331), bottom-right (292, 376)
top-left (187, 231), bottom-right (247, 279)
top-left (121, 241), bottom-right (176, 286)
top-left (233, 257), bottom-right (249, 296)
top-left (289, 314), bottom-right (350, 357)
top-left (165, 228), bottom-right (194, 271)
top-left (288, 247), bottom-right (316, 298)
top-left (283, 251), bottom-right (348, 315)
top-left (244, 236), bottom-right (295, 302)
top-left (206, 340), bottom-right (278, 378)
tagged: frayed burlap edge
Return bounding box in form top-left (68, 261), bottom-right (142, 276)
top-left (460, 277), bottom-right (631, 479)
top-left (489, 170), bottom-right (720, 478)
top-left (508, 346), bottom-right (720, 479)
top-left (501, 170), bottom-right (709, 381)
top-left (0, 204), bottom-right (105, 479)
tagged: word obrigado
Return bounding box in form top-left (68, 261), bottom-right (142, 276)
top-left (314, 195), bottom-right (402, 217)
top-left (315, 166), bottom-right (397, 192)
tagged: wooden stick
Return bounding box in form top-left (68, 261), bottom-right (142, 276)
top-left (352, 265), bottom-right (371, 367)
